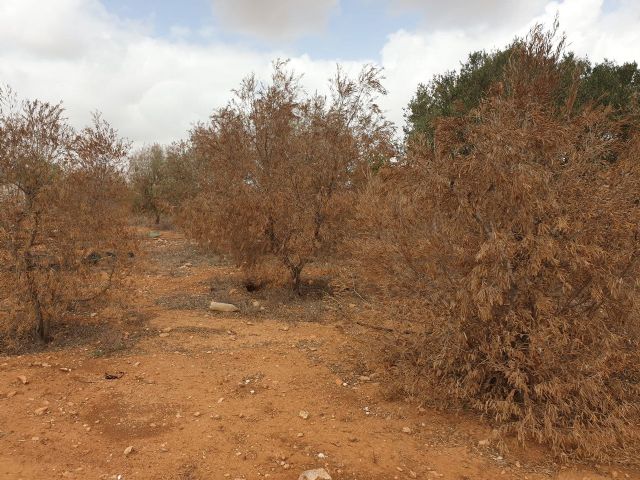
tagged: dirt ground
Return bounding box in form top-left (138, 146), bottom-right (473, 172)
top-left (1, 229), bottom-right (638, 480)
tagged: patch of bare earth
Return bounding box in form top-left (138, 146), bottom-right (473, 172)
top-left (1, 230), bottom-right (637, 480)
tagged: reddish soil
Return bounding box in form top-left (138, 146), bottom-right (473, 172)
top-left (1, 230), bottom-right (638, 480)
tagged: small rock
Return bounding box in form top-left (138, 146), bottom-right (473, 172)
top-left (478, 439), bottom-right (490, 446)
top-left (209, 301), bottom-right (239, 312)
top-left (159, 332), bottom-right (170, 338)
top-left (409, 471), bottom-right (417, 479)
top-left (123, 445), bottom-right (134, 456)
top-left (17, 375), bottom-right (28, 385)
top-left (193, 412), bottom-right (201, 417)
top-left (402, 427), bottom-right (412, 434)
top-left (7, 391), bottom-right (17, 398)
top-left (299, 410), bottom-right (310, 420)
top-left (298, 468), bottom-right (332, 480)
top-left (251, 300), bottom-right (261, 308)
top-left (34, 406), bottom-right (49, 416)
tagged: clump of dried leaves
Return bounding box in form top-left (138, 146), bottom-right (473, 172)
top-left (353, 26), bottom-right (640, 463)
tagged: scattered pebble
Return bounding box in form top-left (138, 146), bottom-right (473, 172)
top-left (298, 468), bottom-right (332, 480)
top-left (123, 446), bottom-right (134, 456)
top-left (299, 410), bottom-right (310, 420)
top-left (34, 406), bottom-right (48, 416)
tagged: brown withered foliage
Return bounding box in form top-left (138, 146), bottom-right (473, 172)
top-left (0, 89), bottom-right (134, 344)
top-left (181, 61), bottom-right (395, 290)
top-left (353, 26), bottom-right (640, 463)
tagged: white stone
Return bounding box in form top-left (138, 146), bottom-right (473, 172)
top-left (298, 468), bottom-right (332, 480)
top-left (209, 301), bottom-right (239, 312)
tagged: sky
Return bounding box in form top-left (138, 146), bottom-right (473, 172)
top-left (0, 0), bottom-right (638, 147)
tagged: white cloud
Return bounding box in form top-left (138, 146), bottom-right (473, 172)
top-left (0, 0), bottom-right (637, 148)
top-left (532, 0), bottom-right (640, 63)
top-left (378, 0), bottom-right (640, 129)
top-left (210, 0), bottom-right (339, 41)
top-left (390, 0), bottom-right (549, 29)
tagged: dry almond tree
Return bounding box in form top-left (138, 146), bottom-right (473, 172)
top-left (181, 61), bottom-right (395, 291)
top-left (0, 89), bottom-right (134, 344)
top-left (353, 26), bottom-right (640, 463)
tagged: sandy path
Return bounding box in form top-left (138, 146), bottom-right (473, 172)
top-left (0, 230), bottom-right (635, 480)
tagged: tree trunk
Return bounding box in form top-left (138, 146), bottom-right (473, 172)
top-left (291, 265), bottom-right (303, 295)
top-left (25, 266), bottom-right (49, 342)
top-left (35, 311), bottom-right (50, 343)
top-left (22, 199), bottom-right (50, 342)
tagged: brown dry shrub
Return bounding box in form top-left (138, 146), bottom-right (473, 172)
top-left (352, 26), bottom-right (640, 464)
top-left (179, 61), bottom-right (395, 290)
top-left (0, 90), bottom-right (135, 345)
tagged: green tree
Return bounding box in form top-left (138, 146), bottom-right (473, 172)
top-left (577, 59), bottom-right (640, 115)
top-left (405, 48), bottom-right (512, 140)
top-left (406, 38), bottom-right (639, 143)
top-left (128, 144), bottom-right (166, 224)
